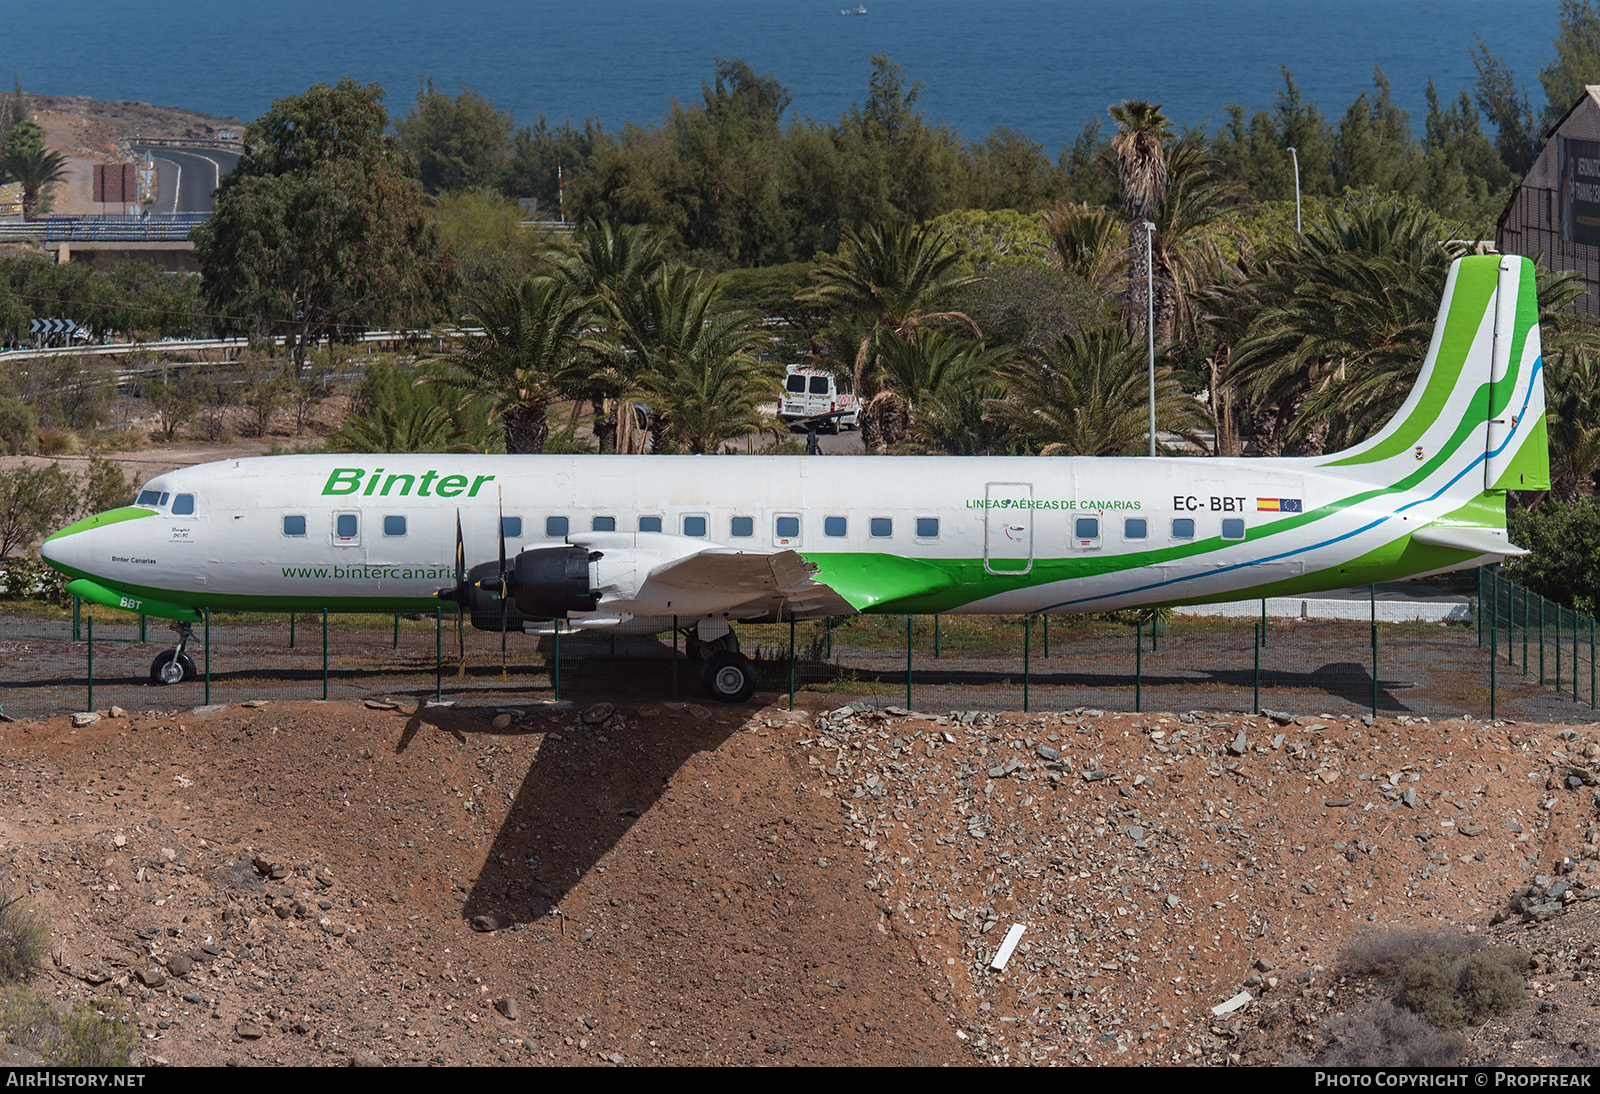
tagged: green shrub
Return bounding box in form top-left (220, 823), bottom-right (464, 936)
top-left (56, 1000), bottom-right (136, 1067)
top-left (1396, 948), bottom-right (1527, 1031)
top-left (1316, 1000), bottom-right (1469, 1067)
top-left (0, 890), bottom-right (49, 984)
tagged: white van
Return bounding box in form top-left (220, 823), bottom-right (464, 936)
top-left (779, 365), bottom-right (857, 433)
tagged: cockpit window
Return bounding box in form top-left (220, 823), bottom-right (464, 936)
top-left (137, 490), bottom-right (161, 506)
top-left (172, 494), bottom-right (196, 516)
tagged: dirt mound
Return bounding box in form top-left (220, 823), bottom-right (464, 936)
top-left (1, 697), bottom-right (1596, 1066)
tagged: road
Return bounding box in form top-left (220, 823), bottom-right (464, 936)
top-left (133, 144), bottom-right (240, 214)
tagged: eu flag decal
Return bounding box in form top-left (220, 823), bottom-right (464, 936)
top-left (1256, 498), bottom-right (1302, 512)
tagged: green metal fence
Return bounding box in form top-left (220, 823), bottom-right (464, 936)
top-left (1478, 566), bottom-right (1597, 710)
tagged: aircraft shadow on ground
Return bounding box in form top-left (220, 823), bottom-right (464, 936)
top-left (440, 701), bottom-right (753, 927)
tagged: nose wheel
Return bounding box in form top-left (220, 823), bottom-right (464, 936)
top-left (149, 622), bottom-right (198, 685)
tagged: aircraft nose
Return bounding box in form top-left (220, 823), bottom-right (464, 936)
top-left (41, 519), bottom-right (95, 576)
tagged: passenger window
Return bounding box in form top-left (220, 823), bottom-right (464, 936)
top-left (785, 375), bottom-right (806, 393)
top-left (137, 490), bottom-right (161, 506)
top-left (640, 516), bottom-right (662, 533)
top-left (1222, 518), bottom-right (1245, 540)
top-left (283, 515), bottom-right (306, 537)
top-left (809, 376), bottom-right (830, 395)
top-left (172, 494), bottom-right (195, 516)
top-left (502, 516), bottom-right (522, 539)
top-left (546, 516), bottom-right (569, 537)
top-left (683, 516), bottom-right (707, 537)
top-left (336, 514), bottom-right (358, 539)
top-left (870, 517), bottom-right (893, 538)
top-left (1172, 518), bottom-right (1195, 540)
top-left (916, 517), bottom-right (939, 539)
top-left (1124, 518), bottom-right (1148, 540)
top-left (592, 516), bottom-right (615, 532)
top-left (383, 515), bottom-right (406, 537)
top-left (731, 516), bottom-right (754, 538)
top-left (824, 516), bottom-right (847, 537)
top-left (1074, 517), bottom-right (1100, 540)
top-left (775, 516), bottom-right (799, 538)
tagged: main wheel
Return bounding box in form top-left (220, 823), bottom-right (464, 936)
top-left (700, 651), bottom-right (757, 704)
top-left (149, 650), bottom-right (196, 685)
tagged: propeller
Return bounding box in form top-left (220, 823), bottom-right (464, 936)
top-left (471, 488), bottom-right (514, 682)
top-left (432, 510), bottom-right (469, 677)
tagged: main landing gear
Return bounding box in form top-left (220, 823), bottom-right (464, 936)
top-left (683, 622), bottom-right (757, 703)
top-left (149, 622), bottom-right (198, 685)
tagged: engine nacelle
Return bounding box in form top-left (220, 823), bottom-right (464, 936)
top-left (510, 546), bottom-right (600, 619)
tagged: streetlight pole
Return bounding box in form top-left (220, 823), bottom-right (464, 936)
top-left (1144, 219), bottom-right (1157, 457)
top-left (1286, 146), bottom-right (1301, 233)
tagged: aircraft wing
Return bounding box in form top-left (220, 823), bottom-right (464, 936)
top-left (645, 547), bottom-right (856, 618)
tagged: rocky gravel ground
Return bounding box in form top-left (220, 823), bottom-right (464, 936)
top-left (1, 694), bottom-right (1598, 1067)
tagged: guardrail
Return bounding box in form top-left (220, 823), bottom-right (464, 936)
top-left (0, 213), bottom-right (209, 244)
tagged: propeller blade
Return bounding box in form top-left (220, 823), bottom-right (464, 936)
top-left (499, 488), bottom-right (508, 682)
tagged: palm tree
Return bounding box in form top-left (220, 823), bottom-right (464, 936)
top-left (3, 144), bottom-right (69, 221)
top-left (871, 329), bottom-right (1013, 450)
top-left (1109, 101), bottom-right (1172, 344)
top-left (624, 267), bottom-right (776, 453)
top-left (545, 220), bottom-right (674, 452)
top-left (1040, 200), bottom-right (1126, 300)
top-left (440, 277), bottom-right (595, 454)
top-left (987, 326), bottom-right (1207, 456)
top-left (801, 223), bottom-right (982, 451)
top-left (1228, 199), bottom-right (1453, 454)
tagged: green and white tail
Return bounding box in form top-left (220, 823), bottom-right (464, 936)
top-left (1317, 253), bottom-right (1549, 499)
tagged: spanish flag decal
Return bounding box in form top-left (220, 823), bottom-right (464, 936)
top-left (1256, 498), bottom-right (1302, 512)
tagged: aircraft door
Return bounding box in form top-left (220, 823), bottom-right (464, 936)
top-left (984, 482), bottom-right (1033, 575)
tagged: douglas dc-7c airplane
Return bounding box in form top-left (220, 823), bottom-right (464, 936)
top-left (41, 254), bottom-right (1548, 702)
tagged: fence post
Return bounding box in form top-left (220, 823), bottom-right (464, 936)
top-left (139, 613), bottom-right (147, 644)
top-left (72, 596), bottom-right (80, 642)
top-left (1370, 585), bottom-right (1378, 719)
top-left (1490, 612), bottom-right (1497, 721)
top-left (1260, 599), bottom-right (1267, 649)
top-left (1540, 596), bottom-right (1546, 685)
top-left (1557, 605), bottom-right (1563, 691)
top-left (1591, 617), bottom-right (1596, 711)
top-left (671, 616), bottom-right (678, 701)
top-left (322, 609), bottom-right (329, 701)
top-left (1253, 621), bottom-right (1260, 714)
top-left (290, 611), bottom-right (296, 650)
top-left (553, 626), bottom-right (561, 702)
top-left (1134, 616), bottom-right (1142, 713)
top-left (393, 613), bottom-right (399, 650)
top-left (435, 604), bottom-right (442, 702)
top-left (825, 616), bottom-right (833, 659)
top-left (788, 618), bottom-right (796, 712)
top-left (1477, 567), bottom-right (1484, 647)
top-left (203, 607), bottom-right (211, 706)
top-left (934, 614), bottom-right (940, 660)
top-left (905, 616), bottom-right (913, 710)
top-left (85, 615), bottom-right (92, 712)
top-left (1574, 607), bottom-right (1580, 702)
top-left (1522, 583), bottom-right (1528, 672)
top-left (1023, 616), bottom-right (1031, 714)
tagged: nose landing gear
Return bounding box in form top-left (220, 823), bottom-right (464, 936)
top-left (149, 622), bottom-right (198, 685)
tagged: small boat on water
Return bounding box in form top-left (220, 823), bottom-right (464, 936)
top-left (840, 5), bottom-right (867, 14)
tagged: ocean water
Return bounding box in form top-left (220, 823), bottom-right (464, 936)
top-left (15, 0), bottom-right (1568, 154)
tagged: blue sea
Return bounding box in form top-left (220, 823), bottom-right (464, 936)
top-left (14, 1), bottom-right (1568, 154)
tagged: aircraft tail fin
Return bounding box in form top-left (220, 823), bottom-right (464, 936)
top-left (1318, 253), bottom-right (1549, 496)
